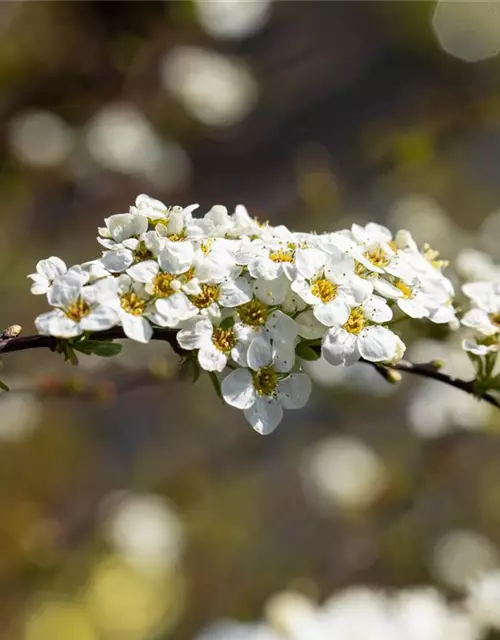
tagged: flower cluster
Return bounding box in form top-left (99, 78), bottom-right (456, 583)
top-left (196, 573), bottom-right (500, 640)
top-left (30, 195), bottom-right (458, 434)
top-left (462, 280), bottom-right (500, 356)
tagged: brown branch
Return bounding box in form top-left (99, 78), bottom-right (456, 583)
top-left (0, 328), bottom-right (499, 409)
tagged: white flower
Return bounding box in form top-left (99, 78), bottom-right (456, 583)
top-left (221, 337), bottom-right (311, 434)
top-left (28, 256), bottom-right (67, 295)
top-left (35, 272), bottom-right (118, 338)
top-left (291, 256), bottom-right (372, 328)
top-left (107, 275), bottom-right (156, 343)
top-left (321, 296), bottom-right (401, 366)
top-left (98, 212), bottom-right (149, 248)
top-left (462, 281), bottom-right (500, 336)
top-left (176, 317), bottom-right (240, 372)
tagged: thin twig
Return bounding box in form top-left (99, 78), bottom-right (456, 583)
top-left (0, 329), bottom-right (499, 409)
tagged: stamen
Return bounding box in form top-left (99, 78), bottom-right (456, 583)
top-left (120, 292), bottom-right (146, 316)
top-left (343, 307), bottom-right (365, 335)
top-left (364, 247), bottom-right (389, 269)
top-left (212, 328), bottom-right (236, 352)
top-left (238, 299), bottom-right (269, 327)
top-left (311, 278), bottom-right (338, 303)
top-left (190, 284), bottom-right (219, 309)
top-left (253, 366), bottom-right (278, 396)
top-left (152, 273), bottom-right (176, 298)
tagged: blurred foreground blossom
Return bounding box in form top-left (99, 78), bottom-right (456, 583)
top-left (8, 110), bottom-right (74, 168)
top-left (432, 530), bottom-right (499, 591)
top-left (301, 435), bottom-right (388, 511)
top-left (456, 249), bottom-right (500, 283)
top-left (197, 584), bottom-right (483, 640)
top-left (467, 571), bottom-right (500, 630)
top-left (162, 46), bottom-right (258, 127)
top-left (432, 0), bottom-right (500, 62)
top-left (194, 0), bottom-right (272, 40)
top-left (100, 491), bottom-right (184, 571)
top-left (85, 103), bottom-right (191, 188)
top-left (0, 392), bottom-right (41, 442)
top-left (83, 553), bottom-right (184, 639)
top-left (24, 598), bottom-right (96, 640)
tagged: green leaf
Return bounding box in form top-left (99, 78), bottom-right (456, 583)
top-left (0, 380), bottom-right (9, 392)
top-left (180, 354), bottom-right (201, 384)
top-left (295, 342), bottom-right (320, 362)
top-left (209, 371), bottom-right (224, 402)
top-left (219, 315), bottom-right (235, 330)
top-left (73, 340), bottom-right (122, 358)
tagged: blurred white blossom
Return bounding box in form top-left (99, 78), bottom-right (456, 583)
top-left (161, 46), bottom-right (258, 127)
top-left (8, 110), bottom-right (74, 168)
top-left (194, 0), bottom-right (272, 40)
top-left (301, 436), bottom-right (388, 511)
top-left (0, 392), bottom-right (42, 442)
top-left (100, 492), bottom-right (184, 571)
top-left (432, 0), bottom-right (500, 62)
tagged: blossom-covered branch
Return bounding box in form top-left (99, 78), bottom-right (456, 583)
top-left (1, 330), bottom-right (499, 408)
top-left (5, 194), bottom-right (497, 434)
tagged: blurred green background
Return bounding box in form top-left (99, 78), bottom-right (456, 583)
top-left (1, 1), bottom-right (500, 638)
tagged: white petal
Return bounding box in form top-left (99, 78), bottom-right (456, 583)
top-left (244, 396), bottom-right (283, 435)
top-left (126, 260), bottom-right (159, 283)
top-left (121, 314), bottom-right (153, 343)
top-left (221, 368), bottom-right (255, 409)
top-left (176, 317), bottom-right (213, 350)
top-left (247, 335), bottom-right (273, 371)
top-left (253, 275), bottom-right (289, 305)
top-left (294, 247), bottom-right (326, 279)
top-left (362, 295), bottom-right (393, 323)
top-left (290, 278), bottom-right (317, 305)
top-left (322, 328), bottom-right (359, 366)
top-left (198, 344), bottom-right (227, 372)
top-left (248, 256), bottom-right (281, 280)
top-left (357, 326), bottom-right (398, 362)
top-left (36, 257), bottom-right (67, 280)
top-left (265, 310), bottom-right (298, 342)
top-left (398, 297), bottom-right (429, 319)
top-left (101, 249), bottom-right (134, 273)
top-left (47, 274), bottom-right (82, 307)
top-left (159, 242), bottom-right (194, 275)
top-left (218, 277), bottom-right (253, 307)
top-left (80, 305), bottom-right (118, 331)
top-left (294, 310), bottom-right (327, 340)
top-left (36, 311), bottom-right (80, 338)
top-left (106, 213), bottom-right (148, 242)
top-left (461, 309), bottom-right (496, 335)
top-left (29, 274), bottom-right (49, 295)
top-left (154, 292), bottom-right (197, 327)
top-left (462, 338), bottom-right (497, 356)
top-left (272, 341), bottom-right (296, 373)
top-left (313, 300), bottom-right (350, 327)
top-left (277, 373), bottom-right (312, 409)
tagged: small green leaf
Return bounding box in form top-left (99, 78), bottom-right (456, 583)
top-left (0, 380), bottom-right (10, 392)
top-left (219, 315), bottom-right (235, 330)
top-left (295, 342), bottom-right (320, 361)
top-left (74, 340), bottom-right (122, 358)
top-left (209, 371), bottom-right (224, 402)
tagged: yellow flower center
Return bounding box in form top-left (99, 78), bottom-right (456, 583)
top-left (201, 240), bottom-right (213, 255)
top-left (120, 292), bottom-right (146, 316)
top-left (422, 243), bottom-right (448, 269)
top-left (355, 261), bottom-right (368, 278)
top-left (253, 366), bottom-right (278, 396)
top-left (190, 284), bottom-right (219, 309)
top-left (152, 273), bottom-right (176, 298)
top-left (343, 307), bottom-right (366, 335)
top-left (269, 249), bottom-right (294, 263)
top-left (490, 313), bottom-right (500, 327)
top-left (311, 278), bottom-right (338, 303)
top-left (167, 231), bottom-right (186, 242)
top-left (364, 247), bottom-right (389, 269)
top-left (212, 328), bottom-right (236, 352)
top-left (238, 299), bottom-right (269, 327)
top-left (395, 280), bottom-right (413, 299)
top-left (133, 241), bottom-right (153, 263)
top-left (65, 298), bottom-right (90, 322)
